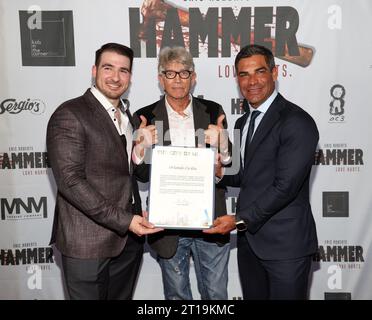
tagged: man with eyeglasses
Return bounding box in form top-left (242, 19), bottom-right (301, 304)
top-left (133, 46), bottom-right (231, 300)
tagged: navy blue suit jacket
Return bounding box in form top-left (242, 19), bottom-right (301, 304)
top-left (221, 93), bottom-right (319, 260)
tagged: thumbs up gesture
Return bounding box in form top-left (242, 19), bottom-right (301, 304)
top-left (139, 115), bottom-right (147, 128)
top-left (204, 114), bottom-right (229, 155)
top-left (133, 115), bottom-right (158, 159)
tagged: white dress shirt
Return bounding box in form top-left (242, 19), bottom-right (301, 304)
top-left (165, 95), bottom-right (195, 147)
top-left (90, 86), bottom-right (132, 166)
top-left (240, 90), bottom-right (278, 164)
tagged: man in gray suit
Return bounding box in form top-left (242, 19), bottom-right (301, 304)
top-left (47, 43), bottom-right (162, 300)
top-left (134, 47), bottom-right (230, 300)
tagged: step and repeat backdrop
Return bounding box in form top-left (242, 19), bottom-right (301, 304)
top-left (0, 0), bottom-right (371, 300)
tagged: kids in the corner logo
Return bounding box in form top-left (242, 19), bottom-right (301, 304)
top-left (329, 84), bottom-right (346, 123)
top-left (19, 6), bottom-right (75, 66)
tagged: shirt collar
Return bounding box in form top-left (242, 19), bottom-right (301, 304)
top-left (248, 89), bottom-right (278, 115)
top-left (90, 86), bottom-right (128, 112)
top-left (165, 94), bottom-right (193, 117)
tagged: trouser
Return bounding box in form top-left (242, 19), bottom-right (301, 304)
top-left (62, 233), bottom-right (143, 300)
top-left (158, 237), bottom-right (230, 300)
top-left (237, 234), bottom-right (312, 300)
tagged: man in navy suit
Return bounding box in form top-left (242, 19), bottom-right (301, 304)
top-left (204, 44), bottom-right (319, 300)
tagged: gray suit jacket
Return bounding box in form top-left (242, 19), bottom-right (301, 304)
top-left (47, 89), bottom-right (145, 259)
top-left (134, 96), bottom-right (229, 259)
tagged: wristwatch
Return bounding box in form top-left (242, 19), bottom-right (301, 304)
top-left (235, 215), bottom-right (247, 232)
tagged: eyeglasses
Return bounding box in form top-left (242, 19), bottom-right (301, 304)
top-left (162, 70), bottom-right (193, 79)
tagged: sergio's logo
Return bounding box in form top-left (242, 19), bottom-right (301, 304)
top-left (0, 98), bottom-right (45, 115)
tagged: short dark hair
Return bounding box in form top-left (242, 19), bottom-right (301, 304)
top-left (235, 44), bottom-right (275, 72)
top-left (95, 43), bottom-right (134, 71)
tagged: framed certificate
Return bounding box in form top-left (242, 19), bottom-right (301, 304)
top-left (148, 146), bottom-right (215, 229)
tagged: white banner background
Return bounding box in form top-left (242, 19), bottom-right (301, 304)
top-left (0, 0), bottom-right (371, 300)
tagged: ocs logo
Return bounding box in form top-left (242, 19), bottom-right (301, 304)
top-left (329, 84), bottom-right (346, 123)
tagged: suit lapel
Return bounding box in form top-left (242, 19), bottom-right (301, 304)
top-left (152, 97), bottom-right (171, 146)
top-left (125, 108), bottom-right (137, 174)
top-left (126, 108), bottom-right (136, 130)
top-left (235, 111), bottom-right (249, 181)
top-left (83, 90), bottom-right (127, 159)
top-left (192, 98), bottom-right (210, 130)
top-left (244, 94), bottom-right (284, 169)
top-left (236, 100), bottom-right (250, 142)
top-left (192, 98), bottom-right (210, 147)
